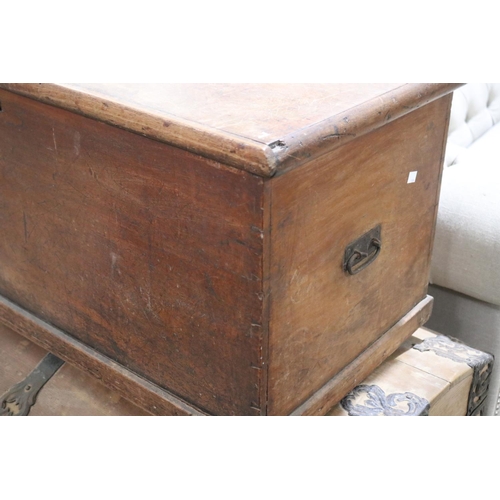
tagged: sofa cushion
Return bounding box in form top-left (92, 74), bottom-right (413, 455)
top-left (445, 83), bottom-right (500, 167)
top-left (450, 119), bottom-right (500, 169)
top-left (430, 135), bottom-right (500, 306)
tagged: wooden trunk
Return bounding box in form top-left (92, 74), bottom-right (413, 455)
top-left (0, 83), bottom-right (460, 415)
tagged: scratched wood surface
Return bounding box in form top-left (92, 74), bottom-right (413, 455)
top-left (0, 293), bottom-right (206, 415)
top-left (0, 85), bottom-right (457, 415)
top-left (267, 96), bottom-right (453, 415)
top-left (0, 322), bottom-right (148, 416)
top-left (0, 89), bottom-right (265, 416)
top-left (0, 83), bottom-right (461, 176)
top-left (61, 83), bottom-right (400, 141)
top-left (291, 296), bottom-right (434, 415)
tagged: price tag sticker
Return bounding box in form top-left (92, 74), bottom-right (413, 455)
top-left (407, 171), bottom-right (418, 184)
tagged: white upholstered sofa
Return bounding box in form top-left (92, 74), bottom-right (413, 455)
top-left (427, 83), bottom-right (500, 416)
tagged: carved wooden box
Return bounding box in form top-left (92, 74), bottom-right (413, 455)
top-left (0, 83), bottom-right (459, 415)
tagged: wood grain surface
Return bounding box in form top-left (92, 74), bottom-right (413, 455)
top-left (267, 96), bottom-right (453, 415)
top-left (292, 296), bottom-right (434, 415)
top-left (0, 83), bottom-right (461, 176)
top-left (0, 89), bottom-right (265, 415)
top-left (0, 322), bottom-right (149, 416)
top-left (0, 291), bottom-right (204, 415)
top-left (0, 85), bottom-right (456, 415)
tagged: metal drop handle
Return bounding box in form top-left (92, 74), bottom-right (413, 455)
top-left (344, 225), bottom-right (382, 275)
top-left (346, 238), bottom-right (381, 275)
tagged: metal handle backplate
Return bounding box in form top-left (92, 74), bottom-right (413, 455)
top-left (344, 225), bottom-right (382, 275)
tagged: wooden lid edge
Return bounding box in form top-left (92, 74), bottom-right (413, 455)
top-left (0, 83), bottom-right (278, 178)
top-left (0, 83), bottom-right (463, 178)
top-left (271, 83), bottom-right (465, 176)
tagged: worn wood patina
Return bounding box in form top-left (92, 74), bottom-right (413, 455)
top-left (0, 83), bottom-right (460, 415)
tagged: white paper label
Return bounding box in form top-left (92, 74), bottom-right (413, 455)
top-left (407, 171), bottom-right (418, 183)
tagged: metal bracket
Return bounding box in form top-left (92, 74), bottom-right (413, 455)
top-left (413, 335), bottom-right (495, 416)
top-left (0, 352), bottom-right (65, 416)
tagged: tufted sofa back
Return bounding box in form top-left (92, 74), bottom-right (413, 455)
top-left (445, 83), bottom-right (500, 167)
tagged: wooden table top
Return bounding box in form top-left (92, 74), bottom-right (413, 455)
top-left (0, 83), bottom-right (461, 176)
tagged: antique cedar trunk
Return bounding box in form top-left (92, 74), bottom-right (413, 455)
top-left (0, 83), bottom-right (460, 415)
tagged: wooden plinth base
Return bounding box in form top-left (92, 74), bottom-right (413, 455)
top-left (0, 292), bottom-right (433, 415)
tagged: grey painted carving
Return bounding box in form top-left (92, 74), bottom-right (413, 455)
top-left (413, 335), bottom-right (494, 416)
top-left (341, 384), bottom-right (430, 416)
